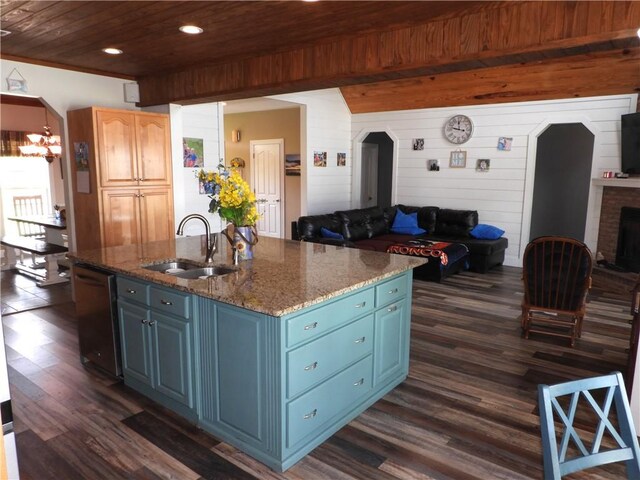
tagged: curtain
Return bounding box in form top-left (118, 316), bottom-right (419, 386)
top-left (1, 130), bottom-right (29, 157)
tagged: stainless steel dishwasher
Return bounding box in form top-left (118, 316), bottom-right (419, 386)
top-left (72, 264), bottom-right (122, 377)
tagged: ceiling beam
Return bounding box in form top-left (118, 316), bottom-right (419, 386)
top-left (137, 1), bottom-right (640, 107)
top-left (340, 48), bottom-right (640, 113)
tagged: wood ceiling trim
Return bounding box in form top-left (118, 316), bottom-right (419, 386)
top-left (1, 54), bottom-right (136, 81)
top-left (0, 93), bottom-right (44, 108)
top-left (136, 1), bottom-right (640, 106)
top-left (340, 48), bottom-right (640, 113)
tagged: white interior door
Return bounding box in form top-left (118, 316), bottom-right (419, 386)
top-left (361, 143), bottom-right (378, 208)
top-left (250, 139), bottom-right (283, 238)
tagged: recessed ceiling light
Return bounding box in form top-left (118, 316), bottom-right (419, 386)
top-left (637, 27), bottom-right (640, 39)
top-left (0, 30), bottom-right (11, 37)
top-left (179, 25), bottom-right (203, 35)
top-left (102, 47), bottom-right (123, 55)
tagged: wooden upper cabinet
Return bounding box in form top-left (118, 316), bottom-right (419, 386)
top-left (96, 110), bottom-right (138, 187)
top-left (96, 109), bottom-right (171, 187)
top-left (136, 115), bottom-right (171, 185)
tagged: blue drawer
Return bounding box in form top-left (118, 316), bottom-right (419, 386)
top-left (286, 314), bottom-right (373, 399)
top-left (286, 355), bottom-right (373, 449)
top-left (117, 277), bottom-right (150, 305)
top-left (375, 274), bottom-right (407, 308)
top-left (150, 286), bottom-right (190, 319)
top-left (286, 287), bottom-right (374, 348)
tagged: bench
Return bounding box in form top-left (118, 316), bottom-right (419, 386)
top-left (1, 236), bottom-right (69, 286)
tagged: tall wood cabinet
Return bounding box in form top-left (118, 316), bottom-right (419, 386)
top-left (68, 107), bottom-right (174, 251)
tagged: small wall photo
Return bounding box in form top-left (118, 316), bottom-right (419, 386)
top-left (313, 151), bottom-right (327, 167)
top-left (285, 154), bottom-right (301, 176)
top-left (476, 159), bottom-right (490, 172)
top-left (183, 137), bottom-right (204, 168)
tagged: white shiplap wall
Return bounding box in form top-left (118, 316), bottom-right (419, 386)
top-left (168, 103), bottom-right (224, 235)
top-left (269, 89), bottom-right (353, 215)
top-left (352, 94), bottom-right (638, 267)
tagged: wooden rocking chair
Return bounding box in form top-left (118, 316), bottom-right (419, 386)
top-left (522, 236), bottom-right (593, 347)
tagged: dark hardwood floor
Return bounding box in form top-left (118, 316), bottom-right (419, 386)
top-left (1, 266), bottom-right (634, 479)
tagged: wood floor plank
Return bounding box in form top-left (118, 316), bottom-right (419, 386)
top-left (15, 430), bottom-right (82, 480)
top-left (122, 411), bottom-right (257, 480)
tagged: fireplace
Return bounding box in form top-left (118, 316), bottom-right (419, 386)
top-left (616, 207), bottom-right (640, 273)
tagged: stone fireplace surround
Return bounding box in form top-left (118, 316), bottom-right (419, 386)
top-left (591, 179), bottom-right (640, 291)
top-left (596, 182), bottom-right (640, 265)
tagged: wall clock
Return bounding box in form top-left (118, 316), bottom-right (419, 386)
top-left (444, 114), bottom-right (473, 144)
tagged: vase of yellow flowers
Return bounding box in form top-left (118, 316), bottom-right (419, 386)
top-left (197, 164), bottom-right (259, 261)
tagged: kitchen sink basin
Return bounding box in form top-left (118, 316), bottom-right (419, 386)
top-left (142, 260), bottom-right (202, 274)
top-left (171, 266), bottom-right (236, 279)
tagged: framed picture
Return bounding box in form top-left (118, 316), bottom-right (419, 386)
top-left (285, 154), bottom-right (301, 176)
top-left (476, 159), bottom-right (490, 172)
top-left (183, 137), bottom-right (204, 168)
top-left (427, 159), bottom-right (440, 171)
top-left (337, 152), bottom-right (346, 167)
top-left (497, 137), bottom-right (513, 151)
top-left (412, 138), bottom-right (424, 151)
top-left (449, 150), bottom-right (467, 168)
top-left (313, 151), bottom-right (327, 167)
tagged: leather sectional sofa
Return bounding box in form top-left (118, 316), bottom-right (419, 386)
top-left (292, 205), bottom-right (508, 275)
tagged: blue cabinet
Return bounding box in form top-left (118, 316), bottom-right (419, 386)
top-left (119, 301), bottom-right (152, 386)
top-left (117, 270), bottom-right (413, 471)
top-left (117, 277), bottom-right (196, 420)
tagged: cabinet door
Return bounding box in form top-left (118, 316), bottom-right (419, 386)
top-left (119, 301), bottom-right (153, 387)
top-left (150, 311), bottom-right (193, 407)
top-left (96, 110), bottom-right (138, 187)
top-left (136, 114), bottom-right (171, 185)
top-left (373, 301), bottom-right (407, 386)
top-left (139, 188), bottom-right (174, 244)
top-left (101, 190), bottom-right (141, 247)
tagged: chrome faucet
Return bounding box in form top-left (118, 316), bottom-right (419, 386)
top-left (176, 214), bottom-right (217, 263)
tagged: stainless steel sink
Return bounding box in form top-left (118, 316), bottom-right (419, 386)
top-left (142, 260), bottom-right (202, 274)
top-left (171, 266), bottom-right (236, 279)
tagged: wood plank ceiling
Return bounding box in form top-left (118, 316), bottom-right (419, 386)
top-left (2, 1), bottom-right (640, 111)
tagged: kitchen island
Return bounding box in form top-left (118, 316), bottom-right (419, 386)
top-left (68, 235), bottom-right (426, 471)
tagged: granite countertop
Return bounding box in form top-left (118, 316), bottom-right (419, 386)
top-left (67, 236), bottom-right (426, 317)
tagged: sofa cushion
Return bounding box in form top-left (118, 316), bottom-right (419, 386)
top-left (297, 214), bottom-right (341, 240)
top-left (426, 235), bottom-right (508, 256)
top-left (320, 227), bottom-right (344, 240)
top-left (470, 224), bottom-right (505, 240)
top-left (336, 206), bottom-right (388, 241)
top-left (391, 210), bottom-right (426, 235)
top-left (435, 209), bottom-right (478, 237)
top-left (396, 205), bottom-right (439, 233)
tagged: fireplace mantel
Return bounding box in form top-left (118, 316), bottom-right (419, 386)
top-left (592, 178), bottom-right (640, 188)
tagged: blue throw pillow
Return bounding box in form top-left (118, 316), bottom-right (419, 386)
top-left (391, 210), bottom-right (426, 235)
top-left (470, 224), bottom-right (505, 240)
top-left (320, 227), bottom-right (344, 240)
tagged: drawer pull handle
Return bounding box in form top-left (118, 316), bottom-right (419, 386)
top-left (388, 288), bottom-right (398, 294)
top-left (127, 288), bottom-right (136, 294)
top-left (141, 319), bottom-right (148, 325)
top-left (160, 299), bottom-right (173, 306)
top-left (387, 305), bottom-right (398, 312)
top-left (303, 409), bottom-right (317, 420)
top-left (355, 302), bottom-right (366, 308)
top-left (354, 378), bottom-right (365, 386)
top-left (304, 361), bottom-right (318, 371)
top-left (303, 322), bottom-right (318, 331)
top-left (354, 336), bottom-right (366, 344)
top-left (148, 320), bottom-right (156, 326)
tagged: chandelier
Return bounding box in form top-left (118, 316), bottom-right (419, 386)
top-left (18, 109), bottom-right (62, 163)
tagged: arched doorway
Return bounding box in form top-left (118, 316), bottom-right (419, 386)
top-left (352, 128), bottom-right (398, 209)
top-left (529, 123), bottom-right (595, 241)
